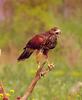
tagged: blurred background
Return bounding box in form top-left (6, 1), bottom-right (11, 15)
top-left (0, 0), bottom-right (82, 99)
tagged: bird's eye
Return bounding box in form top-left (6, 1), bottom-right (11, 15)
top-left (56, 32), bottom-right (59, 34)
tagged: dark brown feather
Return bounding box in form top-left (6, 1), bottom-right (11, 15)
top-left (18, 48), bottom-right (34, 61)
top-left (18, 27), bottom-right (61, 61)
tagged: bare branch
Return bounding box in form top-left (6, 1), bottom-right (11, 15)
top-left (20, 62), bottom-right (54, 100)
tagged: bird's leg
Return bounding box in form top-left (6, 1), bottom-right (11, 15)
top-left (45, 55), bottom-right (54, 70)
top-left (36, 50), bottom-right (40, 68)
top-left (36, 50), bottom-right (43, 68)
top-left (45, 54), bottom-right (50, 65)
top-left (37, 62), bottom-right (40, 69)
top-left (43, 50), bottom-right (50, 66)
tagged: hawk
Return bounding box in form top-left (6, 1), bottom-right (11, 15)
top-left (18, 27), bottom-right (61, 66)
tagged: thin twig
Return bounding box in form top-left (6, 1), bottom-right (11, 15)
top-left (20, 62), bottom-right (54, 100)
top-left (0, 81), bottom-right (8, 100)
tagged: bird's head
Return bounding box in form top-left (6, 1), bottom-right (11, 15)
top-left (50, 27), bottom-right (61, 37)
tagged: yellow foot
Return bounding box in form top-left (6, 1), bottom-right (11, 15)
top-left (48, 63), bottom-right (54, 70)
top-left (37, 62), bottom-right (40, 69)
top-left (38, 65), bottom-right (40, 69)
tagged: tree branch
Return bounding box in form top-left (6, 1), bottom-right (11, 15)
top-left (20, 62), bottom-right (54, 100)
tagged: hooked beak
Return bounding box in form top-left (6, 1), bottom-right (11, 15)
top-left (55, 29), bottom-right (61, 38)
top-left (55, 29), bottom-right (61, 34)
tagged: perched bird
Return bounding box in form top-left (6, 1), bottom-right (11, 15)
top-left (18, 27), bottom-right (61, 66)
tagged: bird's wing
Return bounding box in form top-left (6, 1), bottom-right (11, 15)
top-left (24, 35), bottom-right (45, 49)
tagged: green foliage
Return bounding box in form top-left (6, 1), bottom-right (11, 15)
top-left (0, 0), bottom-right (82, 99)
top-left (1, 63), bottom-right (82, 100)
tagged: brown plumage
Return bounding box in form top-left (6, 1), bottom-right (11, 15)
top-left (18, 27), bottom-right (61, 62)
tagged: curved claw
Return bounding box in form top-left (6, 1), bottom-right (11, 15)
top-left (48, 63), bottom-right (55, 70)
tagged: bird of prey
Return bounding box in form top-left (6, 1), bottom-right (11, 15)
top-left (18, 27), bottom-right (61, 67)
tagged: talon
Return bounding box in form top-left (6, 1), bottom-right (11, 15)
top-left (50, 63), bottom-right (54, 67)
top-left (48, 63), bottom-right (54, 70)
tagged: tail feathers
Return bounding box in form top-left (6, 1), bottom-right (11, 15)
top-left (17, 48), bottom-right (34, 61)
